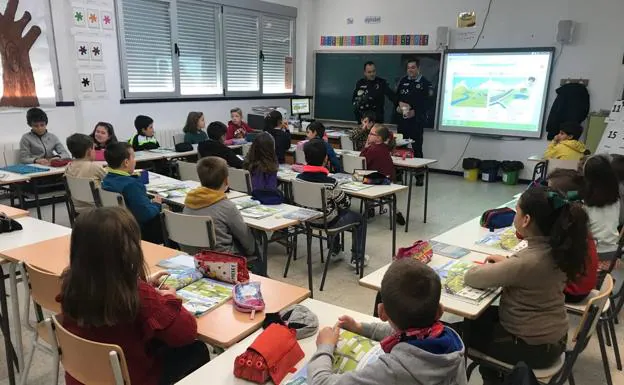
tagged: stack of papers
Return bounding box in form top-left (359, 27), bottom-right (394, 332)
top-left (340, 181), bottom-right (373, 192)
top-left (240, 205), bottom-right (282, 219)
top-left (231, 196), bottom-right (261, 210)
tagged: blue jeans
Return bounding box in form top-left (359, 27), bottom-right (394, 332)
top-left (328, 210), bottom-right (366, 261)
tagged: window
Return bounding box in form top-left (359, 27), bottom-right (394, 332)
top-left (117, 0), bottom-right (296, 99)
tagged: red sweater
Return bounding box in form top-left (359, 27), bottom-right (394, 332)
top-left (62, 281), bottom-right (198, 385)
top-left (360, 143), bottom-right (396, 181)
top-left (564, 235), bottom-right (599, 296)
top-left (226, 121), bottom-right (254, 140)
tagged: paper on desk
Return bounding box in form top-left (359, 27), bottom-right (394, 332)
top-left (157, 254), bottom-right (195, 269)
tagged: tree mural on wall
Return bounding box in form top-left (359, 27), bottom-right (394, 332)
top-left (0, 0), bottom-right (41, 107)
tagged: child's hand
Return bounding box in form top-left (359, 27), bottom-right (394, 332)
top-left (152, 195), bottom-right (163, 204)
top-left (35, 158), bottom-right (50, 166)
top-left (338, 315), bottom-right (362, 334)
top-left (158, 287), bottom-right (177, 297)
top-left (485, 255), bottom-right (506, 264)
top-left (148, 271), bottom-right (170, 287)
top-left (316, 326), bottom-right (340, 347)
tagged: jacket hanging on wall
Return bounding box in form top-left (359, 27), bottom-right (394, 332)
top-left (545, 83), bottom-right (590, 140)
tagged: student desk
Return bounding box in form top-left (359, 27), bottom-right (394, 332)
top-left (0, 204), bottom-right (29, 219)
top-left (359, 251), bottom-right (501, 320)
top-left (176, 298), bottom-right (376, 385)
top-left (0, 217), bottom-right (72, 385)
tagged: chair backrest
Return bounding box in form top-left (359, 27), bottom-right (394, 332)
top-left (228, 167), bottom-right (252, 194)
top-left (52, 315), bottom-right (131, 385)
top-left (291, 179), bottom-right (326, 210)
top-left (546, 159), bottom-right (579, 174)
top-left (97, 189), bottom-right (126, 208)
top-left (173, 133), bottom-right (186, 145)
top-left (574, 273), bottom-right (613, 341)
top-left (65, 176), bottom-right (99, 205)
top-left (178, 160), bottom-right (199, 182)
top-left (161, 210), bottom-right (216, 249)
top-left (295, 145), bottom-right (306, 165)
top-left (342, 154), bottom-right (366, 174)
top-left (24, 263), bottom-right (62, 314)
top-left (339, 135), bottom-right (354, 151)
top-left (242, 143), bottom-right (251, 157)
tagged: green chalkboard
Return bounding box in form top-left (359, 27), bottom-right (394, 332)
top-left (314, 52), bottom-right (442, 125)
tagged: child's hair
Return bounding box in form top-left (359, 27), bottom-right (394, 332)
top-left (303, 138), bottom-right (327, 166)
top-left (134, 115), bottom-right (154, 133)
top-left (611, 154), bottom-right (624, 183)
top-left (518, 186), bottom-right (588, 281)
top-left (307, 121), bottom-right (325, 138)
top-left (207, 121), bottom-right (227, 141)
top-left (244, 132), bottom-right (278, 174)
top-left (230, 107), bottom-right (243, 117)
top-left (559, 122), bottom-right (582, 140)
top-left (547, 168), bottom-right (584, 196)
top-left (264, 110), bottom-right (283, 131)
top-left (105, 142), bottom-right (133, 168)
top-left (183, 112), bottom-right (204, 134)
top-left (61, 207), bottom-right (148, 327)
top-left (197, 156), bottom-right (228, 190)
top-left (243, 132), bottom-right (278, 174)
top-left (380, 258), bottom-right (441, 330)
top-left (90, 122), bottom-right (118, 147)
top-left (583, 154), bottom-right (620, 207)
top-left (26, 107), bottom-right (48, 126)
top-left (66, 133), bottom-right (94, 159)
top-left (361, 110), bottom-right (376, 124)
top-left (373, 123), bottom-right (396, 148)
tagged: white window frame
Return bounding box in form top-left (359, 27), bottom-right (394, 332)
top-left (116, 0), bottom-right (296, 100)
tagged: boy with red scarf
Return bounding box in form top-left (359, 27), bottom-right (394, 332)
top-left (308, 258), bottom-right (467, 385)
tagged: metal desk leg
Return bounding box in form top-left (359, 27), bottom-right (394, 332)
top-left (1, 264), bottom-right (18, 385)
top-left (391, 194), bottom-right (397, 257)
top-left (9, 263), bottom-right (23, 370)
top-left (423, 166), bottom-right (429, 223)
top-left (32, 179), bottom-right (42, 220)
top-left (305, 224), bottom-right (314, 297)
top-left (405, 169), bottom-right (414, 232)
top-left (359, 209), bottom-right (368, 279)
top-left (258, 231), bottom-right (269, 277)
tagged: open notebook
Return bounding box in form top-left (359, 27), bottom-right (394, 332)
top-left (434, 260), bottom-right (498, 305)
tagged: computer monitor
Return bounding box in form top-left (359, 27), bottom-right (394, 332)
top-left (290, 98), bottom-right (310, 116)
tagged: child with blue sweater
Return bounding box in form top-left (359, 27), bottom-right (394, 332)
top-left (101, 142), bottom-right (164, 244)
top-left (308, 258), bottom-right (467, 385)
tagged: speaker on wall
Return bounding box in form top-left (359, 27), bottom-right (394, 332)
top-left (436, 26), bottom-right (449, 49)
top-left (557, 20), bottom-right (575, 44)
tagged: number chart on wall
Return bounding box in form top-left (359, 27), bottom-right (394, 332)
top-left (596, 100), bottom-right (624, 154)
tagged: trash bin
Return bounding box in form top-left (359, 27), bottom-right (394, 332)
top-left (462, 158), bottom-right (481, 182)
top-left (501, 161), bottom-right (525, 186)
top-left (480, 160), bottom-right (501, 183)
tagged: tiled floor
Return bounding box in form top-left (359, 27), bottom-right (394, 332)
top-left (1, 173), bottom-right (623, 384)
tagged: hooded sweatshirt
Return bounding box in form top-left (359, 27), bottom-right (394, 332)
top-left (543, 139), bottom-right (586, 160)
top-left (307, 322), bottom-right (467, 385)
top-left (182, 186), bottom-right (255, 256)
top-left (226, 120), bottom-right (254, 140)
top-left (19, 131), bottom-right (70, 163)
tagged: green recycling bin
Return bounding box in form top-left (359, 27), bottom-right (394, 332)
top-left (502, 170), bottom-right (519, 185)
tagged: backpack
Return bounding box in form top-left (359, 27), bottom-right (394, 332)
top-left (480, 208), bottom-right (516, 231)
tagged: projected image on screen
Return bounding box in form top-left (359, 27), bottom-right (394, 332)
top-left (439, 49), bottom-right (554, 138)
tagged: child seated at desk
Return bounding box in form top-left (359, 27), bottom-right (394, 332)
top-left (360, 124), bottom-right (396, 181)
top-left (59, 207), bottom-right (209, 385)
top-left (198, 121), bottom-right (243, 169)
top-left (463, 186), bottom-right (588, 384)
top-left (349, 110), bottom-right (375, 152)
top-left (263, 110), bottom-right (291, 164)
top-left (543, 122), bottom-right (586, 160)
top-left (90, 122), bottom-right (118, 161)
top-left (227, 107), bottom-right (254, 140)
top-left (19, 107), bottom-right (70, 164)
top-left (129, 115), bottom-right (160, 151)
top-left (546, 168), bottom-right (598, 302)
top-left (64, 133), bottom-right (107, 214)
top-left (297, 139), bottom-right (368, 267)
top-left (101, 142), bottom-right (164, 244)
top-left (182, 111), bottom-right (208, 144)
top-left (308, 258), bottom-right (466, 385)
top-left (305, 121), bottom-right (342, 172)
top-left (183, 157), bottom-right (256, 257)
top-left (244, 132), bottom-right (279, 191)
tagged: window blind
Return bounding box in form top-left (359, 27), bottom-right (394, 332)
top-left (223, 9), bottom-right (260, 92)
top-left (121, 0), bottom-right (175, 94)
top-left (176, 0), bottom-right (221, 95)
top-left (262, 16), bottom-right (293, 94)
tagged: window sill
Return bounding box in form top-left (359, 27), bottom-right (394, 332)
top-left (119, 94), bottom-right (311, 104)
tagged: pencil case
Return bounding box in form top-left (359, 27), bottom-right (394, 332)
top-left (233, 281), bottom-right (265, 319)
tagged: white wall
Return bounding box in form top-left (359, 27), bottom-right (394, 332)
top-left (310, 0), bottom-right (624, 178)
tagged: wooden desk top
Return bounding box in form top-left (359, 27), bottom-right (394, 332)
top-left (0, 204), bottom-right (29, 219)
top-left (342, 183), bottom-right (408, 199)
top-left (0, 218), bottom-right (72, 253)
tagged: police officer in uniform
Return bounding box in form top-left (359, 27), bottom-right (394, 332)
top-left (352, 61), bottom-right (396, 123)
top-left (396, 59), bottom-right (433, 185)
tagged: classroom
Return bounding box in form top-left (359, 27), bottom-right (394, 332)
top-left (0, 0), bottom-right (623, 384)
